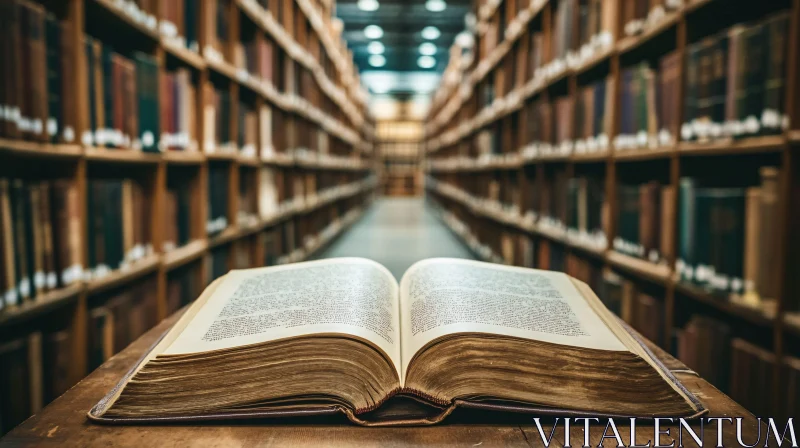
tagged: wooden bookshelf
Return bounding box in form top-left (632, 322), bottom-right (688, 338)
top-left (0, 0), bottom-right (376, 432)
top-left (424, 0), bottom-right (800, 417)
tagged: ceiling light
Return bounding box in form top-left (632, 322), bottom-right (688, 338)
top-left (369, 54), bottom-right (387, 67)
top-left (425, 0), bottom-right (446, 12)
top-left (357, 0), bottom-right (379, 11)
top-left (419, 42), bottom-right (437, 56)
top-left (372, 84), bottom-right (390, 94)
top-left (421, 26), bottom-right (441, 40)
top-left (418, 55), bottom-right (436, 69)
top-left (364, 25), bottom-right (383, 39)
top-left (367, 41), bottom-right (385, 55)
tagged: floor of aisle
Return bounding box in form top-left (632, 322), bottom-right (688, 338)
top-left (312, 197), bottom-right (476, 280)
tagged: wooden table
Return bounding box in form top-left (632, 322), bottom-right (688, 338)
top-left (2, 311), bottom-right (761, 447)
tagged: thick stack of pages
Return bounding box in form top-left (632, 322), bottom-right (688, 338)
top-left (89, 258), bottom-right (706, 425)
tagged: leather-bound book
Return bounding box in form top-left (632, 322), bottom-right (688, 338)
top-left (761, 12), bottom-right (790, 135)
top-left (43, 330), bottom-right (72, 403)
top-left (88, 259), bottom-right (706, 425)
top-left (757, 167), bottom-right (779, 300)
top-left (743, 187), bottom-right (762, 298)
top-left (659, 185), bottom-right (675, 262)
top-left (0, 180), bottom-right (13, 310)
top-left (0, 338), bottom-right (32, 435)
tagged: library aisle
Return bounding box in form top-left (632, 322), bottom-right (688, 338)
top-left (313, 198), bottom-right (475, 279)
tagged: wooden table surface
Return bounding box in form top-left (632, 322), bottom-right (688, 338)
top-left (1, 310), bottom-right (760, 447)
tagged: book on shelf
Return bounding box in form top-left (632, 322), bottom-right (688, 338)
top-left (207, 245), bottom-right (230, 282)
top-left (677, 167), bottom-right (778, 301)
top-left (614, 181), bottom-right (672, 265)
top-left (203, 0), bottom-right (230, 62)
top-left (676, 315), bottom-right (731, 394)
top-left (89, 258), bottom-right (706, 425)
top-left (87, 277), bottom-right (158, 371)
top-left (161, 0), bottom-right (199, 52)
top-left (163, 184), bottom-right (191, 253)
top-left (0, 178), bottom-right (82, 310)
top-left (599, 275), bottom-right (665, 347)
top-left (681, 12), bottom-right (790, 142)
top-left (237, 169), bottom-right (258, 225)
top-left (206, 164), bottom-right (230, 235)
top-left (0, 326), bottom-right (77, 436)
top-left (237, 100), bottom-right (257, 156)
top-left (159, 67), bottom-right (196, 152)
top-left (203, 84), bottom-right (233, 153)
top-left (85, 179), bottom-right (152, 279)
top-left (616, 60), bottom-right (670, 150)
top-left (167, 264), bottom-right (201, 315)
top-left (0, 1), bottom-right (78, 144)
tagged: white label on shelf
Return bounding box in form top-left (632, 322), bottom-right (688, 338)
top-left (34, 271), bottom-right (45, 289)
top-left (0, 104), bottom-right (8, 121)
top-left (680, 122), bottom-right (693, 141)
top-left (730, 277), bottom-right (744, 294)
top-left (81, 130), bottom-right (93, 146)
top-left (46, 272), bottom-right (57, 289)
top-left (19, 277), bottom-right (30, 298)
top-left (744, 115), bottom-right (760, 134)
top-left (5, 289), bottom-right (18, 306)
top-left (142, 130), bottom-right (155, 148)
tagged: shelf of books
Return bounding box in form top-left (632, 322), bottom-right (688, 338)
top-left (377, 120), bottom-right (425, 196)
top-left (0, 0), bottom-right (377, 434)
top-left (424, 0), bottom-right (800, 420)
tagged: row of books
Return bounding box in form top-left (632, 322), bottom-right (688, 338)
top-left (600, 272), bottom-right (665, 346)
top-left (83, 36), bottom-right (160, 151)
top-left (615, 181), bottom-right (674, 265)
top-left (682, 13), bottom-right (789, 142)
top-left (88, 277), bottom-right (158, 371)
top-left (678, 167), bottom-right (780, 301)
top-left (0, 179), bottom-right (82, 311)
top-left (0, 328), bottom-right (72, 435)
top-left (234, 36), bottom-right (276, 85)
top-left (238, 170), bottom-right (259, 227)
top-left (203, 0), bottom-right (230, 62)
top-left (615, 56), bottom-right (681, 151)
top-left (160, 69), bottom-right (197, 152)
top-left (207, 165), bottom-right (230, 235)
top-left (163, 184), bottom-right (192, 253)
top-left (161, 0), bottom-right (199, 52)
top-left (86, 179), bottom-right (153, 278)
top-left (166, 263), bottom-right (202, 315)
top-left (0, 1), bottom-right (76, 144)
top-left (622, 0), bottom-right (680, 37)
top-left (204, 85), bottom-right (233, 153)
top-left (677, 315), bottom-right (799, 421)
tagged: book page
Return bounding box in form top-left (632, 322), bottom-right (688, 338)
top-left (398, 258), bottom-right (628, 380)
top-left (164, 258), bottom-right (402, 377)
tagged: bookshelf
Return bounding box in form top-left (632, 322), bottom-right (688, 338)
top-left (0, 0), bottom-right (375, 434)
top-left (424, 0), bottom-right (800, 419)
top-left (377, 120), bottom-right (424, 196)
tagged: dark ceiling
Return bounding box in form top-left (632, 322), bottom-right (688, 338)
top-left (335, 0), bottom-right (472, 85)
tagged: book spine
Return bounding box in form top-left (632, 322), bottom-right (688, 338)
top-left (44, 15), bottom-right (61, 144)
top-left (761, 13), bottom-right (789, 134)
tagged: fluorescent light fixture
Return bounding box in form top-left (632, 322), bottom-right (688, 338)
top-left (419, 42), bottom-right (437, 56)
top-left (357, 0), bottom-right (379, 11)
top-left (425, 0), bottom-right (446, 12)
top-left (367, 41), bottom-right (385, 55)
top-left (369, 54), bottom-right (387, 67)
top-left (364, 25), bottom-right (384, 39)
top-left (417, 55), bottom-right (436, 69)
top-left (371, 83), bottom-right (390, 94)
top-left (421, 26), bottom-right (441, 40)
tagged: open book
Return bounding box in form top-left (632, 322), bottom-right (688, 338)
top-left (89, 258), bottom-right (706, 425)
